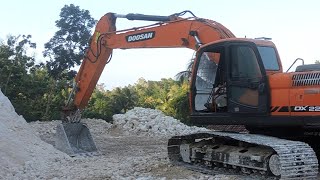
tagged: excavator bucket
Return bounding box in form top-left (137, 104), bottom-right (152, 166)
top-left (55, 123), bottom-right (98, 156)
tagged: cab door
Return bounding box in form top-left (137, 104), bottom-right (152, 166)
top-left (227, 42), bottom-right (269, 114)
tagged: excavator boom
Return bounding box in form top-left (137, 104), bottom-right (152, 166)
top-left (57, 11), bottom-right (235, 156)
top-left (74, 12), bottom-right (234, 110)
top-left (54, 11), bottom-right (319, 179)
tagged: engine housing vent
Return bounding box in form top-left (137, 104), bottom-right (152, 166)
top-left (292, 72), bottom-right (320, 86)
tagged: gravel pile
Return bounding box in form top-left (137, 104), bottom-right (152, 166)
top-left (113, 107), bottom-right (208, 136)
top-left (0, 90), bottom-right (69, 179)
top-left (0, 89), bottom-right (235, 179)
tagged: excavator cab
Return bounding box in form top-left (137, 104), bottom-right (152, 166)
top-left (189, 39), bottom-right (280, 125)
top-left (169, 38), bottom-right (318, 179)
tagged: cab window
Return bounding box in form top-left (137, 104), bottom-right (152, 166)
top-left (257, 46), bottom-right (279, 71)
top-left (230, 45), bottom-right (262, 80)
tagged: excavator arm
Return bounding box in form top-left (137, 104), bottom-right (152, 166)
top-left (57, 11), bottom-right (235, 156)
top-left (65, 11), bottom-right (235, 116)
top-left (55, 11), bottom-right (320, 179)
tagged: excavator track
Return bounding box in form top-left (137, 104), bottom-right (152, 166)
top-left (168, 131), bottom-right (318, 179)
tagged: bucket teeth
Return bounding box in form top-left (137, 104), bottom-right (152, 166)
top-left (55, 123), bottom-right (98, 156)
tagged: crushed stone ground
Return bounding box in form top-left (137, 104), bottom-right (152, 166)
top-left (0, 90), bottom-right (242, 179)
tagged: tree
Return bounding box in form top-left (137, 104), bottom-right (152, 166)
top-left (83, 85), bottom-right (113, 121)
top-left (166, 81), bottom-right (190, 122)
top-left (0, 35), bottom-right (51, 121)
top-left (43, 4), bottom-right (96, 80)
top-left (79, 78), bottom-right (191, 123)
top-left (135, 78), bottom-right (158, 108)
top-left (39, 4), bottom-right (97, 121)
top-left (175, 58), bottom-right (195, 83)
top-left (0, 35), bottom-right (36, 97)
top-left (110, 86), bottom-right (138, 114)
top-left (0, 35), bottom-right (36, 94)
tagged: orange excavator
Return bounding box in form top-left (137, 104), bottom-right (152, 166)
top-left (55, 11), bottom-right (319, 179)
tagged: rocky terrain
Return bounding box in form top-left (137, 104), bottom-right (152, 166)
top-left (0, 90), bottom-right (241, 179)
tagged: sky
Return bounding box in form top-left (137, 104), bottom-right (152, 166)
top-left (1, 0), bottom-right (320, 90)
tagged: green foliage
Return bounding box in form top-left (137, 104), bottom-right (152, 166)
top-left (110, 86), bottom-right (138, 114)
top-left (83, 85), bottom-right (113, 121)
top-left (0, 4), bottom-right (191, 124)
top-left (0, 34), bottom-right (190, 123)
top-left (83, 85), bottom-right (139, 120)
top-left (0, 34), bottom-right (70, 122)
top-left (14, 68), bottom-right (65, 121)
top-left (167, 82), bottom-right (190, 123)
top-left (43, 4), bottom-right (96, 80)
top-left (135, 78), bottom-right (158, 108)
top-left (0, 35), bottom-right (37, 119)
top-left (0, 35), bottom-right (36, 94)
top-left (82, 79), bottom-right (191, 123)
top-left (175, 58), bottom-right (194, 83)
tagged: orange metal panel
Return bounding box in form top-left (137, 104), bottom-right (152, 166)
top-left (73, 13), bottom-right (235, 110)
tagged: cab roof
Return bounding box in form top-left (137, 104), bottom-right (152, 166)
top-left (201, 38), bottom-right (276, 48)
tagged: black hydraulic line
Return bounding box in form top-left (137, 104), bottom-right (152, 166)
top-left (125, 13), bottom-right (171, 22)
top-left (171, 10), bottom-right (197, 18)
top-left (116, 10), bottom-right (197, 22)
